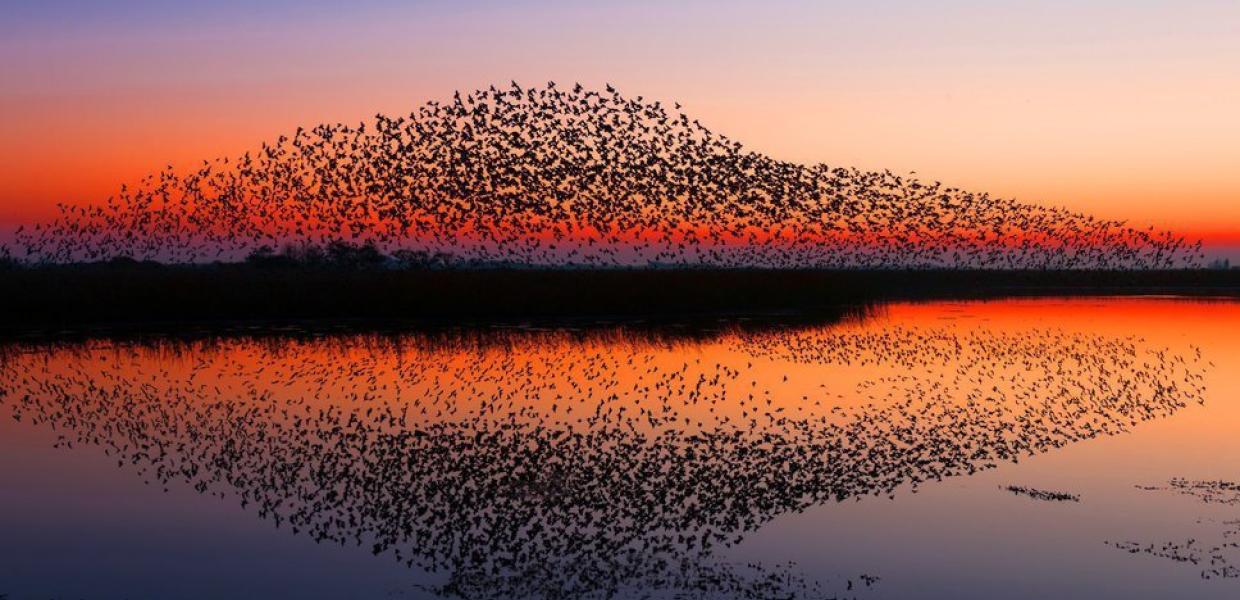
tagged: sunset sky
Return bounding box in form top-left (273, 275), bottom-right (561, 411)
top-left (2, 0), bottom-right (1237, 258)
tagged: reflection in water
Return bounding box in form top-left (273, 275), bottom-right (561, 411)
top-left (1138, 479), bottom-right (1240, 507)
top-left (1111, 481), bottom-right (1240, 581)
top-left (1001, 485), bottom-right (1080, 503)
top-left (0, 315), bottom-right (1210, 598)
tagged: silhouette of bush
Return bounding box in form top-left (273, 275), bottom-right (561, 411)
top-left (244, 241), bottom-right (389, 269)
top-left (324, 241), bottom-right (387, 269)
top-left (391, 249), bottom-right (455, 270)
top-left (101, 255), bottom-right (162, 269)
top-left (0, 246), bottom-right (18, 271)
top-left (244, 245), bottom-right (298, 268)
top-left (281, 242), bottom-right (327, 266)
top-left (0, 267), bottom-right (1236, 336)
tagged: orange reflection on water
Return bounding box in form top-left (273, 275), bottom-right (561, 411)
top-left (1, 297), bottom-right (1237, 598)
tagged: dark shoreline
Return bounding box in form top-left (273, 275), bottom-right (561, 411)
top-left (1, 265), bottom-right (1237, 340)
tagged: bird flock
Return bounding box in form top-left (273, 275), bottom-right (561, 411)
top-left (0, 319), bottom-right (1208, 599)
top-left (11, 82), bottom-right (1202, 269)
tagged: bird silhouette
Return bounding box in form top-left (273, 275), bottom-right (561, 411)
top-left (8, 82), bottom-right (1203, 270)
top-left (0, 315), bottom-right (1210, 598)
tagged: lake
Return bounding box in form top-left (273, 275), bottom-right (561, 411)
top-left (1, 296), bottom-right (1237, 599)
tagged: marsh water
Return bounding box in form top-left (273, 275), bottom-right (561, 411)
top-left (1, 297), bottom-right (1238, 599)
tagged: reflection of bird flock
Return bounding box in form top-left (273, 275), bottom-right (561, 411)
top-left (1110, 480), bottom-right (1240, 580)
top-left (1002, 485), bottom-right (1080, 502)
top-left (1141, 479), bottom-right (1240, 507)
top-left (13, 82), bottom-right (1201, 268)
top-left (0, 321), bottom-right (1208, 598)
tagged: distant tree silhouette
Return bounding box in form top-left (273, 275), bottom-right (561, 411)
top-left (325, 241), bottom-right (387, 269)
top-left (281, 242), bottom-right (326, 266)
top-left (391, 249), bottom-right (456, 269)
top-left (0, 246), bottom-right (17, 271)
top-left (244, 241), bottom-right (390, 269)
top-left (244, 245), bottom-right (293, 268)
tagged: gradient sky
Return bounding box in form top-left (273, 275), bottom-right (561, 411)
top-left (2, 0), bottom-right (1237, 258)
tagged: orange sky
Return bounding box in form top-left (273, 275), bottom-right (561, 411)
top-left (1, 1), bottom-right (1237, 256)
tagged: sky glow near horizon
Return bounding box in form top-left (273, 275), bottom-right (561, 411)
top-left (2, 0), bottom-right (1237, 259)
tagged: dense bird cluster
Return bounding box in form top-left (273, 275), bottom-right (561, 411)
top-left (0, 320), bottom-right (1207, 599)
top-left (13, 82), bottom-right (1202, 268)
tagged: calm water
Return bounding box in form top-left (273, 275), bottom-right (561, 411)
top-left (1, 297), bottom-right (1238, 599)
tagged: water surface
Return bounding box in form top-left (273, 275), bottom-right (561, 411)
top-left (1, 297), bottom-right (1237, 599)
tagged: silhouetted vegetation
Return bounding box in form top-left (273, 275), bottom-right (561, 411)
top-left (245, 241), bottom-right (395, 269)
top-left (0, 265), bottom-right (1237, 337)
